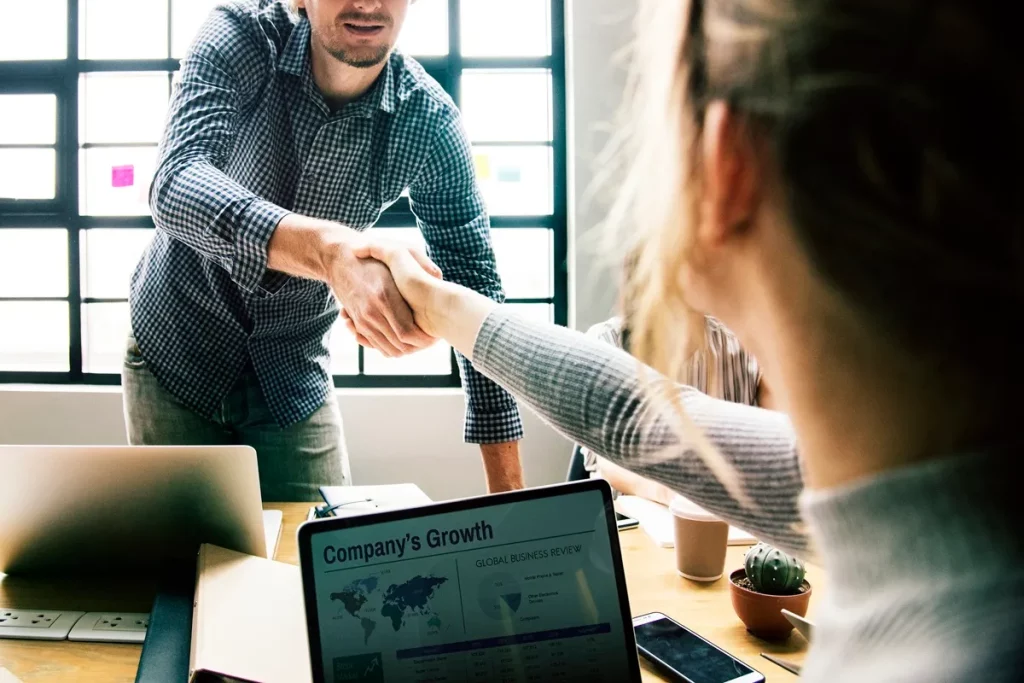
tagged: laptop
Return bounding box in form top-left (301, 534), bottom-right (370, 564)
top-left (0, 445), bottom-right (266, 576)
top-left (297, 479), bottom-right (642, 683)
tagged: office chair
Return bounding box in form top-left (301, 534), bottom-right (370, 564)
top-left (567, 444), bottom-right (589, 482)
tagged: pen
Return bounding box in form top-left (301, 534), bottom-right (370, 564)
top-left (760, 653), bottom-right (802, 676)
top-left (312, 498), bottom-right (376, 519)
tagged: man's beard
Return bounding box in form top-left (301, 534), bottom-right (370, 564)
top-left (324, 43), bottom-right (391, 68)
top-left (313, 13), bottom-right (393, 69)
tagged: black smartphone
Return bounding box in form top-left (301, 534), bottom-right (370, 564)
top-left (633, 612), bottom-right (765, 683)
top-left (615, 511), bottom-right (639, 530)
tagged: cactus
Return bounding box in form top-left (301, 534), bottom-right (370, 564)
top-left (743, 543), bottom-right (806, 595)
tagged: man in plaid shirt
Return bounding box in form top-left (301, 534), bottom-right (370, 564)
top-left (122, 0), bottom-right (524, 501)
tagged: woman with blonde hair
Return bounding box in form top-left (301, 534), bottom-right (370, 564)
top-left (354, 0), bottom-right (1023, 679)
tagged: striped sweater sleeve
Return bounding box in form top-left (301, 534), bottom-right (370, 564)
top-left (473, 308), bottom-right (810, 557)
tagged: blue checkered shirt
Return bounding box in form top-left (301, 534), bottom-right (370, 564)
top-left (131, 0), bottom-right (523, 443)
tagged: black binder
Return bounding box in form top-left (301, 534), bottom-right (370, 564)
top-left (134, 567), bottom-right (196, 683)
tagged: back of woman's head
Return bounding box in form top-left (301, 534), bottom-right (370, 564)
top-left (615, 0), bottom-right (1023, 390)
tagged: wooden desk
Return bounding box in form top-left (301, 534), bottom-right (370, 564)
top-left (1, 503), bottom-right (813, 682)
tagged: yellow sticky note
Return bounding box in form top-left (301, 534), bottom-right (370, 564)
top-left (473, 152), bottom-right (491, 180)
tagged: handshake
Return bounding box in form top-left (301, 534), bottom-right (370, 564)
top-left (327, 231), bottom-right (448, 358)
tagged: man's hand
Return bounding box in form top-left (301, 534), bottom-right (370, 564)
top-left (480, 441), bottom-right (525, 493)
top-left (351, 237), bottom-right (498, 360)
top-left (327, 240), bottom-right (438, 357)
top-left (266, 214), bottom-right (442, 358)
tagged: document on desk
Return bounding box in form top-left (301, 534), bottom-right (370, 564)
top-left (616, 496), bottom-right (756, 547)
top-left (318, 483), bottom-right (432, 517)
top-left (189, 544), bottom-right (311, 683)
top-left (263, 510), bottom-right (283, 560)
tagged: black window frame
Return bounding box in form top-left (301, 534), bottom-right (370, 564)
top-left (0, 0), bottom-right (567, 389)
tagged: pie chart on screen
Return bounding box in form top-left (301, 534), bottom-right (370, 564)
top-left (477, 573), bottom-right (523, 620)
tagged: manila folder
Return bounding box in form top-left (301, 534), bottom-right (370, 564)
top-left (189, 544), bottom-right (312, 683)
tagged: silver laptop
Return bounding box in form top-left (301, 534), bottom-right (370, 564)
top-left (0, 445), bottom-right (265, 576)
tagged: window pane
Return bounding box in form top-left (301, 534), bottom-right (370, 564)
top-left (81, 0), bottom-right (169, 59)
top-left (370, 227), bottom-right (424, 246)
top-left (172, 0), bottom-right (220, 58)
top-left (0, 301), bottom-right (69, 372)
top-left (0, 229), bottom-right (68, 298)
top-left (329, 320), bottom-right (359, 375)
top-left (491, 229), bottom-right (552, 298)
top-left (363, 342), bottom-right (452, 375)
top-left (474, 146), bottom-right (552, 216)
top-left (81, 73), bottom-right (169, 144)
top-left (82, 302), bottom-right (130, 374)
top-left (80, 146), bottom-right (158, 216)
top-left (0, 0), bottom-right (67, 61)
top-left (460, 70), bottom-right (552, 142)
top-left (397, 0), bottom-right (447, 57)
top-left (505, 303), bottom-right (553, 324)
top-left (461, 0), bottom-right (550, 57)
top-left (0, 95), bottom-right (57, 145)
top-left (81, 229), bottom-right (153, 298)
top-left (0, 149), bottom-right (56, 200)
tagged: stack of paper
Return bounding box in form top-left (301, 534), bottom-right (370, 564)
top-left (615, 495), bottom-right (756, 547)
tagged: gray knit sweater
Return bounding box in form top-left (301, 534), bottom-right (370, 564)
top-left (473, 308), bottom-right (1024, 683)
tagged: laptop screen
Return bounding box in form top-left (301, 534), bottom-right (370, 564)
top-left (301, 483), bottom-right (639, 682)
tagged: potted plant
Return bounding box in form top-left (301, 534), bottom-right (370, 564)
top-left (729, 542), bottom-right (812, 640)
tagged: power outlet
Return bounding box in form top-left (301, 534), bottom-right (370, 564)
top-left (0, 609), bottom-right (85, 640)
top-left (95, 613), bottom-right (149, 631)
top-left (68, 612), bottom-right (150, 643)
top-left (0, 610), bottom-right (62, 628)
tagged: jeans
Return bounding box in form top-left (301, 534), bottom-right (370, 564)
top-left (121, 334), bottom-right (350, 501)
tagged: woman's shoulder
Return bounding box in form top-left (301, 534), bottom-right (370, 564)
top-left (697, 317), bottom-right (762, 405)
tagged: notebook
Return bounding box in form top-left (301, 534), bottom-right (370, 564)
top-left (313, 483), bottom-right (432, 519)
top-left (616, 495), bottom-right (756, 547)
top-left (189, 544), bottom-right (311, 683)
top-left (134, 512), bottom-right (283, 683)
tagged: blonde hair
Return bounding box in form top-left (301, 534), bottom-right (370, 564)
top-left (600, 0), bottom-right (750, 503)
top-left (606, 0), bottom-right (1021, 500)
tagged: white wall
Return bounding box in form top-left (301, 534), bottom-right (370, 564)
top-left (0, 386), bottom-right (570, 501)
top-left (0, 0), bottom-right (635, 501)
top-left (566, 0), bottom-right (633, 332)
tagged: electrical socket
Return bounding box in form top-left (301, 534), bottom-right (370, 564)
top-left (94, 613), bottom-right (149, 631)
top-left (68, 612), bottom-right (150, 643)
top-left (0, 609), bottom-right (85, 640)
top-left (0, 610), bottom-right (62, 628)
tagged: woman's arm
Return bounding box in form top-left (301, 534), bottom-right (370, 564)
top-left (355, 243), bottom-right (810, 557)
top-left (474, 308), bottom-right (808, 555)
top-left (595, 456), bottom-right (679, 507)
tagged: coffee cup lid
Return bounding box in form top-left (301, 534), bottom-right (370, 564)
top-left (669, 495), bottom-right (720, 522)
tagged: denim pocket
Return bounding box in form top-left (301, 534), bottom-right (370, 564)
top-left (123, 334), bottom-right (146, 369)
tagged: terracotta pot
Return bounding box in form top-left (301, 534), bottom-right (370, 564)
top-left (729, 568), bottom-right (811, 641)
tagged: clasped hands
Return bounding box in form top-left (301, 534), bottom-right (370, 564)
top-left (328, 234), bottom-right (447, 357)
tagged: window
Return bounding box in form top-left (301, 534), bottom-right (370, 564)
top-left (0, 0), bottom-right (566, 387)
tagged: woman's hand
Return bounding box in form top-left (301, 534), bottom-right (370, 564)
top-left (345, 238), bottom-right (447, 339)
top-left (347, 238), bottom-right (500, 360)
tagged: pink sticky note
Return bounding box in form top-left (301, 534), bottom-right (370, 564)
top-left (111, 165), bottom-right (135, 188)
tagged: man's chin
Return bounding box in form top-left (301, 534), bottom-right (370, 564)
top-left (328, 45), bottom-right (391, 69)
